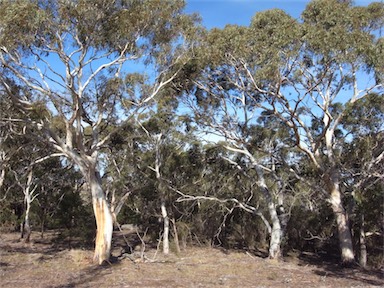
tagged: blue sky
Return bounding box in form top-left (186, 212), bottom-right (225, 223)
top-left (185, 0), bottom-right (380, 29)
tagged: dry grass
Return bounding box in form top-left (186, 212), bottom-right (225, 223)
top-left (0, 231), bottom-right (383, 287)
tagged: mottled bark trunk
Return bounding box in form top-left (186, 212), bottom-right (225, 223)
top-left (277, 194), bottom-right (288, 242)
top-left (267, 201), bottom-right (282, 259)
top-left (254, 165), bottom-right (282, 259)
top-left (161, 201), bottom-right (170, 255)
top-left (89, 172), bottom-right (113, 265)
top-left (326, 174), bottom-right (355, 265)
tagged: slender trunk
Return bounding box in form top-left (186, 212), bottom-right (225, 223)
top-left (161, 200), bottom-right (170, 255)
top-left (171, 218), bottom-right (181, 254)
top-left (326, 174), bottom-right (355, 265)
top-left (89, 171), bottom-right (113, 265)
top-left (18, 170), bottom-right (34, 243)
top-left (359, 214), bottom-right (367, 268)
top-left (0, 165), bottom-right (5, 190)
top-left (154, 133), bottom-right (169, 255)
top-left (277, 194), bottom-right (288, 242)
top-left (110, 189), bottom-right (131, 226)
top-left (22, 195), bottom-right (31, 243)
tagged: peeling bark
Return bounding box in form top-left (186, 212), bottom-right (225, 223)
top-left (90, 172), bottom-right (113, 265)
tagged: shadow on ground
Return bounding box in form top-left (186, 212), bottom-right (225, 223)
top-left (53, 265), bottom-right (114, 288)
top-left (299, 251), bottom-right (384, 286)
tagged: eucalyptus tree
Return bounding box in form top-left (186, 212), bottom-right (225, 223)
top-left (179, 10), bottom-right (301, 259)
top-left (0, 0), bottom-right (196, 264)
top-left (0, 108), bottom-right (81, 242)
top-left (0, 93), bottom-right (52, 239)
top-left (341, 94), bottom-right (384, 267)
top-left (278, 0), bottom-right (382, 265)
top-left (181, 0), bottom-right (383, 264)
top-left (140, 114), bottom-right (174, 255)
top-left (132, 108), bottom-right (195, 255)
top-left (104, 122), bottom-right (139, 225)
top-left (32, 157), bottom-right (83, 238)
top-left (0, 96), bottom-right (17, 194)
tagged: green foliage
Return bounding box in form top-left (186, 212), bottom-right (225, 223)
top-left (0, 0), bottom-right (190, 54)
top-left (343, 93), bottom-right (384, 135)
top-left (249, 9), bottom-right (300, 70)
top-left (53, 189), bottom-right (95, 244)
top-left (302, 0), bottom-right (382, 63)
top-left (0, 204), bottom-right (20, 232)
top-left (0, 0), bottom-right (50, 49)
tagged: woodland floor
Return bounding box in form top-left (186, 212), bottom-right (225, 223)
top-left (0, 230), bottom-right (383, 288)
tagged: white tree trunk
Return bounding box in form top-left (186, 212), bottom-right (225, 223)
top-left (23, 196), bottom-right (32, 243)
top-left (245, 160), bottom-right (282, 259)
top-left (153, 133), bottom-right (170, 255)
top-left (19, 170), bottom-right (35, 243)
top-left (327, 175), bottom-right (355, 265)
top-left (161, 201), bottom-right (170, 255)
top-left (21, 195), bottom-right (32, 243)
top-left (89, 171), bottom-right (113, 265)
top-left (255, 166), bottom-right (282, 259)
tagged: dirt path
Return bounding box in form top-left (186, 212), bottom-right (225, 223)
top-left (1, 232), bottom-right (383, 287)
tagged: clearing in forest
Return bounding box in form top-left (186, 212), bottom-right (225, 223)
top-left (0, 231), bottom-right (383, 287)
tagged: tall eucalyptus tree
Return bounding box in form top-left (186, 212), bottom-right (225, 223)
top-left (0, 0), bottom-right (197, 264)
top-left (180, 0), bottom-right (383, 264)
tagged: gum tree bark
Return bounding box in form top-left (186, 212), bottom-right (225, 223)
top-left (325, 171), bottom-right (354, 263)
top-left (89, 170), bottom-right (113, 264)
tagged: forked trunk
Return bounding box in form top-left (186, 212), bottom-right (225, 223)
top-left (89, 172), bottom-right (113, 265)
top-left (327, 174), bottom-right (355, 265)
top-left (20, 170), bottom-right (34, 243)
